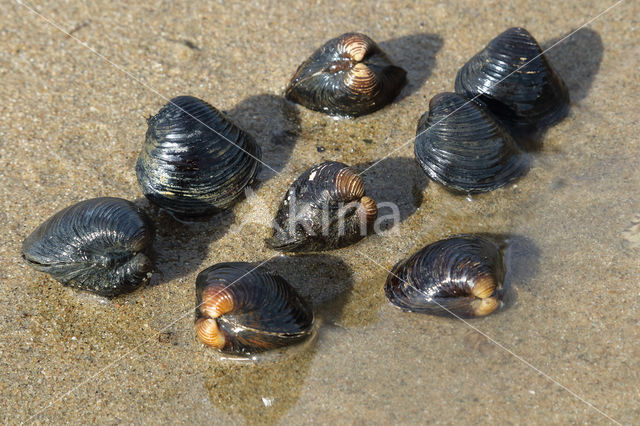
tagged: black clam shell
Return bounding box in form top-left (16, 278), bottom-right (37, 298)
top-left (266, 161), bottom-right (377, 252)
top-left (21, 197), bottom-right (154, 297)
top-left (385, 235), bottom-right (505, 318)
top-left (136, 95), bottom-right (261, 217)
top-left (285, 33), bottom-right (407, 117)
top-left (195, 262), bottom-right (314, 354)
top-left (414, 92), bottom-right (529, 193)
top-left (454, 27), bottom-right (569, 132)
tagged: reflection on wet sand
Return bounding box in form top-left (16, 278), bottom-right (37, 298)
top-left (204, 348), bottom-right (317, 425)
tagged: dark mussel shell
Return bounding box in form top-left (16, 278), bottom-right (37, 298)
top-left (266, 161), bottom-right (378, 252)
top-left (21, 197), bottom-right (154, 297)
top-left (414, 92), bottom-right (529, 193)
top-left (285, 33), bottom-right (407, 117)
top-left (385, 235), bottom-right (505, 318)
top-left (195, 262), bottom-right (314, 354)
top-left (454, 27), bottom-right (569, 132)
top-left (136, 95), bottom-right (261, 217)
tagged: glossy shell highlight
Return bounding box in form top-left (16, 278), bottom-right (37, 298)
top-left (22, 197), bottom-right (154, 297)
top-left (266, 161), bottom-right (377, 252)
top-left (195, 262), bottom-right (314, 354)
top-left (385, 235), bottom-right (505, 317)
top-left (285, 33), bottom-right (407, 117)
top-left (454, 27), bottom-right (569, 132)
top-left (414, 92), bottom-right (529, 193)
top-left (136, 95), bottom-right (261, 217)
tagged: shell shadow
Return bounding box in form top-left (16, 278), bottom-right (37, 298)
top-left (379, 33), bottom-right (443, 101)
top-left (133, 198), bottom-right (233, 287)
top-left (511, 28), bottom-right (603, 151)
top-left (226, 94), bottom-right (301, 183)
top-left (477, 233), bottom-right (541, 312)
top-left (264, 255), bottom-right (354, 323)
top-left (353, 157), bottom-right (429, 229)
top-left (204, 348), bottom-right (316, 425)
top-left (543, 28), bottom-right (603, 104)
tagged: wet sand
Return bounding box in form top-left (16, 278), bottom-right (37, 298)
top-left (1, 0), bottom-right (639, 424)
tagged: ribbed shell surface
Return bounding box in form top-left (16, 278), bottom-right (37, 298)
top-left (414, 92), bottom-right (529, 193)
top-left (136, 96), bottom-right (261, 216)
top-left (266, 161), bottom-right (372, 252)
top-left (195, 262), bottom-right (314, 354)
top-left (385, 235), bottom-right (505, 317)
top-left (21, 197), bottom-right (154, 297)
top-left (454, 27), bottom-right (569, 131)
top-left (285, 33), bottom-right (406, 117)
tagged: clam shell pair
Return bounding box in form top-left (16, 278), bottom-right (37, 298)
top-left (285, 33), bottom-right (407, 117)
top-left (136, 96), bottom-right (261, 217)
top-left (385, 235), bottom-right (505, 318)
top-left (195, 262), bottom-right (314, 354)
top-left (22, 197), bottom-right (154, 297)
top-left (266, 161), bottom-right (378, 252)
top-left (414, 28), bottom-right (568, 193)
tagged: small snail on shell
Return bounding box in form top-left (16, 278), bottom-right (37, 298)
top-left (455, 27), bottom-right (569, 132)
top-left (385, 235), bottom-right (505, 318)
top-left (414, 92), bottom-right (529, 193)
top-left (21, 197), bottom-right (154, 297)
top-left (136, 95), bottom-right (261, 218)
top-left (266, 161), bottom-right (378, 252)
top-left (285, 33), bottom-right (407, 117)
top-left (195, 262), bottom-right (314, 354)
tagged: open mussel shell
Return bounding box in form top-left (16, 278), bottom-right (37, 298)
top-left (266, 161), bottom-right (378, 252)
top-left (454, 27), bottom-right (569, 132)
top-left (385, 235), bottom-right (505, 318)
top-left (285, 33), bottom-right (407, 117)
top-left (195, 262), bottom-right (314, 354)
top-left (414, 92), bottom-right (529, 193)
top-left (136, 95), bottom-right (261, 217)
top-left (21, 197), bottom-right (154, 297)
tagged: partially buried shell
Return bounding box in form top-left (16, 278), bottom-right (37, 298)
top-left (455, 27), bottom-right (569, 132)
top-left (136, 95), bottom-right (261, 217)
top-left (414, 92), bottom-right (529, 193)
top-left (266, 161), bottom-right (378, 252)
top-left (21, 197), bottom-right (154, 297)
top-left (285, 33), bottom-right (407, 117)
top-left (385, 235), bottom-right (505, 317)
top-left (195, 262), bottom-right (314, 354)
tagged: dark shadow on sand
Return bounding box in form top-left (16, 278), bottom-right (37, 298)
top-left (133, 198), bottom-right (234, 287)
top-left (353, 157), bottom-right (430, 228)
top-left (380, 33), bottom-right (443, 101)
top-left (265, 254), bottom-right (354, 322)
top-left (226, 94), bottom-right (301, 183)
top-left (479, 233), bottom-right (541, 312)
top-left (544, 28), bottom-right (604, 104)
top-left (512, 28), bottom-right (604, 151)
